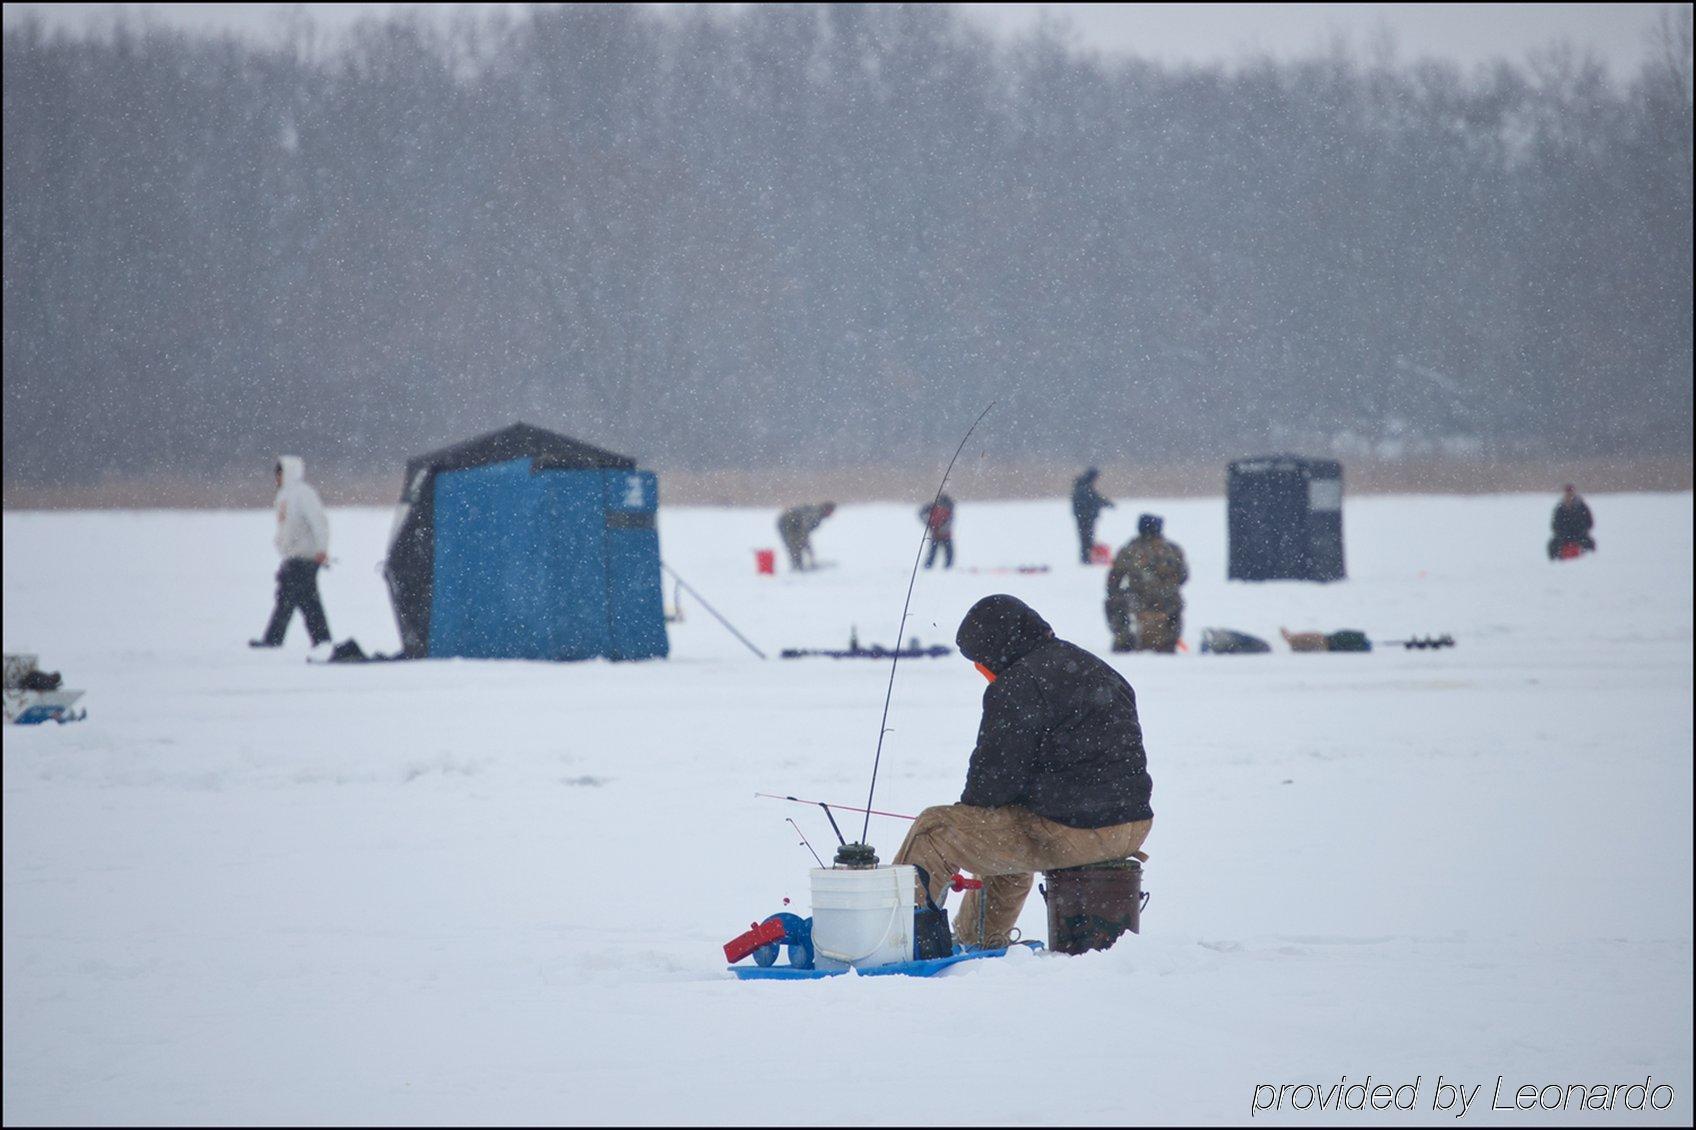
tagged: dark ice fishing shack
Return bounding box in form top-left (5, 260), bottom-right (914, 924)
top-left (1226, 456), bottom-right (1346, 582)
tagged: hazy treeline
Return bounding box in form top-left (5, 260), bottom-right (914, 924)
top-left (3, 4), bottom-right (1691, 489)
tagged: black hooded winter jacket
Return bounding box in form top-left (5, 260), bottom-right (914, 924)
top-left (954, 594), bottom-right (1154, 828)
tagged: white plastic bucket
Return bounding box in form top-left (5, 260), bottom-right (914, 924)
top-left (810, 864), bottom-right (916, 971)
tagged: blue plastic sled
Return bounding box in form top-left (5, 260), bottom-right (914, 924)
top-left (731, 941), bottom-right (1043, 981)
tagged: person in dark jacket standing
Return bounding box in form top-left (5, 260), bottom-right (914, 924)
top-left (919, 493), bottom-right (956, 569)
top-left (1547, 484), bottom-right (1596, 559)
top-left (1071, 468), bottom-right (1114, 563)
top-left (893, 594), bottom-right (1154, 950)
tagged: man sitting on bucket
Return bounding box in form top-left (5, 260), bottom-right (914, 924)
top-left (894, 594), bottom-right (1153, 953)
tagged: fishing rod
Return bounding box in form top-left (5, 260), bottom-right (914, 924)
top-left (755, 793), bottom-right (917, 821)
top-left (786, 818), bottom-right (826, 868)
top-left (860, 403), bottom-right (994, 847)
top-left (817, 803), bottom-right (848, 846)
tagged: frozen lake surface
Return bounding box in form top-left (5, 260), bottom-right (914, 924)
top-left (4, 491), bottom-right (1692, 1124)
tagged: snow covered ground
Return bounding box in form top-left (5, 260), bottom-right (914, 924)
top-left (4, 491), bottom-right (1691, 1125)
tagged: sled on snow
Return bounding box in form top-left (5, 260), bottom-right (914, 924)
top-left (724, 909), bottom-right (1042, 980)
top-left (732, 941), bottom-right (1044, 980)
top-left (3, 654), bottom-right (86, 725)
top-left (5, 688), bottom-right (86, 725)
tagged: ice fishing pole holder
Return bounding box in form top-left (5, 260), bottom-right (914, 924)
top-left (833, 842), bottom-right (879, 869)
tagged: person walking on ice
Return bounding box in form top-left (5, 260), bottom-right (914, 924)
top-left (251, 455), bottom-right (332, 648)
top-left (776, 501), bottom-right (836, 571)
top-left (893, 594), bottom-right (1153, 952)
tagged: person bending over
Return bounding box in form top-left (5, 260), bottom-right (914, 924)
top-left (777, 501), bottom-right (836, 571)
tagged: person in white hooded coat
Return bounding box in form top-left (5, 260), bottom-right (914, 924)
top-left (251, 455), bottom-right (332, 647)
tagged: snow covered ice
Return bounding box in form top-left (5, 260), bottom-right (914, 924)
top-left (3, 491), bottom-right (1691, 1124)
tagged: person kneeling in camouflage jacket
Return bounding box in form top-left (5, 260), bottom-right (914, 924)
top-left (1106, 514), bottom-right (1188, 653)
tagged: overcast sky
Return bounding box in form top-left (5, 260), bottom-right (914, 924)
top-left (0, 2), bottom-right (1678, 79)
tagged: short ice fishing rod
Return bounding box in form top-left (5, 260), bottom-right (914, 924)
top-left (786, 818), bottom-right (826, 868)
top-left (858, 403), bottom-right (994, 849)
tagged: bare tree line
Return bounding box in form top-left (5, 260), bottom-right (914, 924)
top-left (3, 4), bottom-right (1690, 490)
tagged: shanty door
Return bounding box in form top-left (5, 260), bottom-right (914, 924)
top-left (599, 470), bottom-right (669, 660)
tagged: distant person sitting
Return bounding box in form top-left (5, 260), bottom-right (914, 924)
top-left (1071, 468), bottom-right (1115, 564)
top-left (919, 493), bottom-right (956, 569)
top-left (251, 456), bottom-right (331, 648)
top-left (1106, 514), bottom-right (1189, 653)
top-left (777, 501), bottom-right (836, 571)
top-left (1547, 484), bottom-right (1595, 560)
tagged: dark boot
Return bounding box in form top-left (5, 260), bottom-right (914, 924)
top-left (910, 865), bottom-right (955, 960)
top-left (914, 906), bottom-right (954, 960)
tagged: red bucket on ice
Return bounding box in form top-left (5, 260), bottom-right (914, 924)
top-left (1090, 543), bottom-right (1112, 565)
top-left (755, 549), bottom-right (776, 575)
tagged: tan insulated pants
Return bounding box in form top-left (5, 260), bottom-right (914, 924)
top-left (893, 804), bottom-right (1152, 948)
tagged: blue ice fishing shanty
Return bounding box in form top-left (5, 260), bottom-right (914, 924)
top-left (1226, 456), bottom-right (1346, 582)
top-left (383, 423), bottom-right (668, 661)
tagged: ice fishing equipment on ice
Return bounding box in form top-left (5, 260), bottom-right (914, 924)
top-left (3, 654), bottom-right (86, 725)
top-left (855, 404), bottom-right (995, 847)
top-left (810, 857), bottom-right (919, 971)
top-left (723, 862), bottom-right (1043, 980)
top-left (725, 806), bottom-right (1043, 978)
top-left (725, 405), bottom-right (1016, 980)
top-left (779, 637), bottom-right (952, 660)
top-left (1281, 628), bottom-right (1371, 652)
top-left (1199, 628), bottom-right (1273, 654)
top-left (724, 913), bottom-right (812, 968)
top-left (1281, 629), bottom-right (1456, 653)
top-left (786, 819), bottom-right (826, 868)
top-left (1382, 634), bottom-right (1456, 650)
top-left (728, 930), bottom-right (1040, 980)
